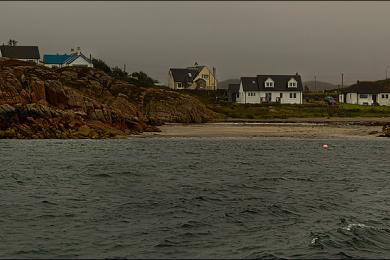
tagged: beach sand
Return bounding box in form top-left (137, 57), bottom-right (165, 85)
top-left (142, 122), bottom-right (385, 139)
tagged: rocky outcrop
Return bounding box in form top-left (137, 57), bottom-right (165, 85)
top-left (383, 124), bottom-right (390, 137)
top-left (0, 59), bottom-right (216, 138)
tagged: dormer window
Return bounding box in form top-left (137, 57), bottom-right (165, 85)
top-left (265, 78), bottom-right (274, 88)
top-left (288, 78), bottom-right (297, 88)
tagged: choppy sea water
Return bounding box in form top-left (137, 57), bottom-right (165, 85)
top-left (1, 137), bottom-right (390, 259)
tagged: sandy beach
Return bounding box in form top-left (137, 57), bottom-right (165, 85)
top-left (142, 121), bottom-right (387, 139)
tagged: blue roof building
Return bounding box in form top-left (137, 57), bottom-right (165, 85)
top-left (42, 51), bottom-right (93, 68)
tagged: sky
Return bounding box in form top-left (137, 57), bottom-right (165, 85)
top-left (1, 1), bottom-right (390, 85)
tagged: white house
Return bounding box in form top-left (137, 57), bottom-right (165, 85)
top-left (168, 63), bottom-right (218, 90)
top-left (231, 74), bottom-right (303, 104)
top-left (339, 81), bottom-right (390, 106)
top-left (43, 49), bottom-right (93, 68)
top-left (0, 45), bottom-right (40, 64)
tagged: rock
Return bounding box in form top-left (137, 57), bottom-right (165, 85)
top-left (383, 125), bottom-right (390, 137)
top-left (0, 59), bottom-right (216, 139)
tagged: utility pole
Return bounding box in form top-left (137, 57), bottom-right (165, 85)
top-left (341, 73), bottom-right (344, 88)
top-left (123, 64), bottom-right (126, 73)
top-left (314, 75), bottom-right (317, 92)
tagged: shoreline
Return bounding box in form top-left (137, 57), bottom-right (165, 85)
top-left (141, 120), bottom-right (388, 139)
top-left (215, 117), bottom-right (390, 125)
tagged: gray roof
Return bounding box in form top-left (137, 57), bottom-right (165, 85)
top-left (341, 81), bottom-right (390, 94)
top-left (240, 74), bottom-right (303, 92)
top-left (257, 75), bottom-right (303, 91)
top-left (241, 77), bottom-right (258, 91)
top-left (228, 83), bottom-right (240, 93)
top-left (169, 66), bottom-right (207, 83)
top-left (0, 46), bottom-right (40, 59)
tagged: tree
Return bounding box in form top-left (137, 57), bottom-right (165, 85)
top-left (111, 66), bottom-right (129, 80)
top-left (91, 57), bottom-right (158, 87)
top-left (8, 39), bottom-right (17, 46)
top-left (131, 71), bottom-right (158, 87)
top-left (92, 58), bottom-right (112, 75)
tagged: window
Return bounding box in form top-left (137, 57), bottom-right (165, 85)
top-left (248, 92), bottom-right (256, 96)
top-left (177, 82), bottom-right (182, 89)
top-left (265, 79), bottom-right (274, 88)
top-left (289, 93), bottom-right (297, 98)
top-left (294, 93), bottom-right (297, 98)
top-left (289, 93), bottom-right (293, 98)
top-left (236, 93), bottom-right (239, 98)
top-left (280, 93), bottom-right (283, 98)
top-left (288, 79), bottom-right (297, 88)
top-left (188, 73), bottom-right (192, 77)
top-left (359, 94), bottom-right (368, 99)
top-left (387, 94), bottom-right (389, 99)
top-left (382, 94), bottom-right (385, 99)
top-left (202, 74), bottom-right (209, 80)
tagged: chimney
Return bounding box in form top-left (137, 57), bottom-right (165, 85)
top-left (357, 80), bottom-right (360, 84)
top-left (296, 72), bottom-right (298, 76)
top-left (76, 47), bottom-right (81, 55)
top-left (71, 48), bottom-right (75, 53)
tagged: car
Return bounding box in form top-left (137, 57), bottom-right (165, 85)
top-left (324, 96), bottom-right (337, 105)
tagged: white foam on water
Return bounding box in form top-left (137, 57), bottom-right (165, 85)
top-left (343, 223), bottom-right (373, 231)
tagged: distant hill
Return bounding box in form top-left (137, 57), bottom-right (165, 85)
top-left (218, 78), bottom-right (240, 89)
top-left (303, 81), bottom-right (338, 91)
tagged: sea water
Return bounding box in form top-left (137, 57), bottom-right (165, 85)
top-left (0, 137), bottom-right (390, 258)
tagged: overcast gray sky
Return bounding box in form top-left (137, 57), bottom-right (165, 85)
top-left (1, 1), bottom-right (390, 85)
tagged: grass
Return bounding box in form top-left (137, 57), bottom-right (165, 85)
top-left (213, 103), bottom-right (390, 119)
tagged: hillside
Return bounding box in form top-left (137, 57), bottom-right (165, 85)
top-left (303, 80), bottom-right (338, 91)
top-left (0, 59), bottom-right (216, 138)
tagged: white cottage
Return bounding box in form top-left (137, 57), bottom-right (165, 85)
top-left (232, 74), bottom-right (303, 104)
top-left (0, 45), bottom-right (40, 64)
top-left (43, 51), bottom-right (93, 68)
top-left (339, 81), bottom-right (390, 106)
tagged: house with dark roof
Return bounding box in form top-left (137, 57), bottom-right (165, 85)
top-left (0, 45), bottom-right (40, 63)
top-left (168, 63), bottom-right (217, 90)
top-left (231, 74), bottom-right (303, 104)
top-left (43, 48), bottom-right (93, 68)
top-left (339, 81), bottom-right (390, 106)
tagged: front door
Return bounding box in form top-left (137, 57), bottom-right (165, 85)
top-left (265, 93), bottom-right (272, 102)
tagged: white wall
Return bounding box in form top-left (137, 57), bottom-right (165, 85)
top-left (168, 71), bottom-right (175, 89)
top-left (343, 92), bottom-right (390, 106)
top-left (236, 82), bottom-right (245, 103)
top-left (236, 89), bottom-right (302, 104)
top-left (259, 91), bottom-right (302, 104)
top-left (377, 93), bottom-right (390, 106)
top-left (345, 93), bottom-right (358, 104)
top-left (69, 56), bottom-right (93, 67)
